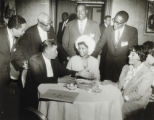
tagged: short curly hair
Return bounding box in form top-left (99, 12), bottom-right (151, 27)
top-left (143, 41), bottom-right (154, 57)
top-left (8, 15), bottom-right (26, 29)
top-left (130, 45), bottom-right (146, 62)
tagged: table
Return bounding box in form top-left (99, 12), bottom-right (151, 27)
top-left (38, 83), bottom-right (124, 120)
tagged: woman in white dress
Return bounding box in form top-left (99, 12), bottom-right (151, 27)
top-left (67, 35), bottom-right (100, 80)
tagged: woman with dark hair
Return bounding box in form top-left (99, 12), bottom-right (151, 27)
top-left (144, 43), bottom-right (154, 120)
top-left (118, 45), bottom-right (153, 119)
top-left (143, 41), bottom-right (154, 72)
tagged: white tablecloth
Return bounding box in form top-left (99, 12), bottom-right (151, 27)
top-left (38, 83), bottom-right (124, 120)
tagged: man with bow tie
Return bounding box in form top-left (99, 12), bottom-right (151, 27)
top-left (0, 15), bottom-right (27, 120)
top-left (92, 11), bottom-right (138, 82)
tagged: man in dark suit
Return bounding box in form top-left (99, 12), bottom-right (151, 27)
top-left (57, 12), bottom-right (69, 44)
top-left (92, 11), bottom-right (138, 82)
top-left (99, 15), bottom-right (111, 80)
top-left (16, 12), bottom-right (57, 63)
top-left (25, 40), bottom-right (92, 108)
top-left (62, 3), bottom-right (101, 57)
top-left (0, 15), bottom-right (26, 120)
top-left (57, 12), bottom-right (69, 65)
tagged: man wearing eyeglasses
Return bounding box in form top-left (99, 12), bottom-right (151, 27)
top-left (92, 11), bottom-right (138, 82)
top-left (16, 12), bottom-right (57, 65)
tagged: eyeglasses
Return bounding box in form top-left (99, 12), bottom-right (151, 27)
top-left (39, 20), bottom-right (52, 27)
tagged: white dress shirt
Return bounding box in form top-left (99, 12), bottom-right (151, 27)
top-left (42, 54), bottom-right (54, 77)
top-left (114, 26), bottom-right (125, 45)
top-left (62, 19), bottom-right (69, 31)
top-left (37, 26), bottom-right (47, 42)
top-left (78, 18), bottom-right (87, 33)
top-left (7, 27), bottom-right (15, 51)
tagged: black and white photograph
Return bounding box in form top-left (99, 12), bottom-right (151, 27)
top-left (0, 0), bottom-right (154, 120)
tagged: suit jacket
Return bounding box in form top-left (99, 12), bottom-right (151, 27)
top-left (0, 26), bottom-right (23, 112)
top-left (24, 53), bottom-right (76, 108)
top-left (27, 53), bottom-right (76, 88)
top-left (62, 19), bottom-right (101, 56)
top-left (17, 24), bottom-right (57, 62)
top-left (0, 26), bottom-right (22, 83)
top-left (99, 24), bottom-right (108, 78)
top-left (92, 25), bottom-right (138, 82)
top-left (119, 64), bottom-right (153, 108)
top-left (0, 26), bottom-right (11, 85)
top-left (57, 22), bottom-right (64, 44)
top-left (57, 20), bottom-right (68, 44)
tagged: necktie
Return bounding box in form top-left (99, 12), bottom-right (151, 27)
top-left (62, 21), bottom-right (66, 31)
top-left (79, 21), bottom-right (84, 33)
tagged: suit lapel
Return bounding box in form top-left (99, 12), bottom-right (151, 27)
top-left (50, 59), bottom-right (57, 77)
top-left (39, 55), bottom-right (47, 77)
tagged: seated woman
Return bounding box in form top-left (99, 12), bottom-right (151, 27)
top-left (118, 45), bottom-right (153, 119)
top-left (143, 41), bottom-right (154, 73)
top-left (143, 42), bottom-right (154, 120)
top-left (24, 39), bottom-right (90, 108)
top-left (67, 35), bottom-right (100, 80)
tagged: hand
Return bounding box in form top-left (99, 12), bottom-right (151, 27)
top-left (77, 70), bottom-right (95, 80)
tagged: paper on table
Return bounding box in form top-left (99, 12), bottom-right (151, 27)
top-left (40, 89), bottom-right (79, 103)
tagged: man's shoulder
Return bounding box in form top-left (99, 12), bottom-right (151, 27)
top-left (26, 24), bottom-right (37, 33)
top-left (67, 20), bottom-right (77, 26)
top-left (125, 25), bottom-right (137, 31)
top-left (104, 26), bottom-right (114, 33)
top-left (30, 53), bottom-right (42, 62)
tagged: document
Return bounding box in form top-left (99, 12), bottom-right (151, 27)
top-left (40, 89), bottom-right (79, 103)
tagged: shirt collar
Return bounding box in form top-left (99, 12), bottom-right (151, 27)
top-left (42, 53), bottom-right (50, 61)
top-left (104, 23), bottom-right (108, 28)
top-left (7, 27), bottom-right (14, 41)
top-left (37, 25), bottom-right (46, 33)
top-left (78, 18), bottom-right (88, 23)
top-left (64, 19), bottom-right (69, 23)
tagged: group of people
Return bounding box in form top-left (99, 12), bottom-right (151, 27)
top-left (0, 2), bottom-right (154, 120)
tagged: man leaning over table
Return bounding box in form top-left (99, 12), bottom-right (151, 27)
top-left (24, 39), bottom-right (94, 108)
